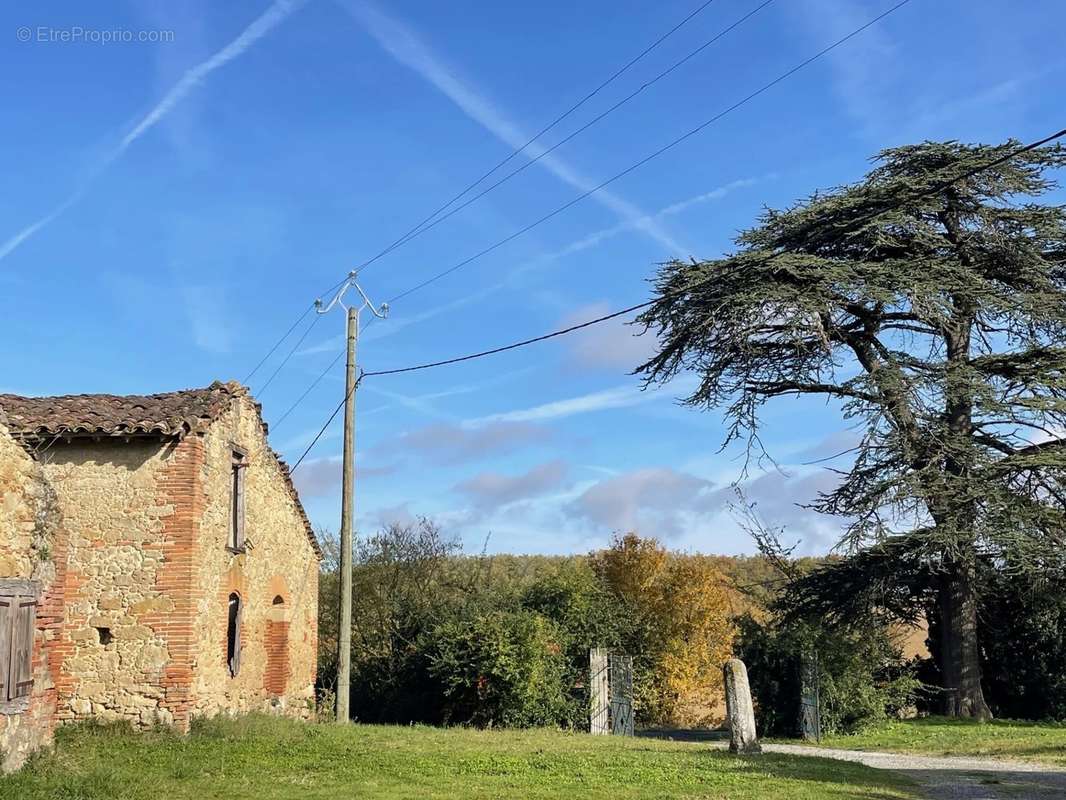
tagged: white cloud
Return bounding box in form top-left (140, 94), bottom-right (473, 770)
top-left (358, 366), bottom-right (535, 423)
top-left (790, 0), bottom-right (902, 138)
top-left (569, 466), bottom-right (717, 537)
top-left (341, 0), bottom-right (688, 255)
top-left (472, 376), bottom-right (695, 426)
top-left (297, 177), bottom-right (771, 356)
top-left (454, 460), bottom-right (570, 510)
top-left (0, 0), bottom-right (304, 263)
top-left (559, 303), bottom-right (658, 372)
top-left (390, 420), bottom-right (550, 463)
top-left (292, 455), bottom-right (395, 498)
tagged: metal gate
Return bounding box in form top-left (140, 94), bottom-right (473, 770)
top-left (799, 651), bottom-right (821, 742)
top-left (608, 653), bottom-right (634, 736)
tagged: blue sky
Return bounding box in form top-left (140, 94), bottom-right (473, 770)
top-left (2, 0), bottom-right (1063, 556)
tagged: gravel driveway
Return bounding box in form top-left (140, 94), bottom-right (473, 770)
top-left (760, 743), bottom-right (1066, 800)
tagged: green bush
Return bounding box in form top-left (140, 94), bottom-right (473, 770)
top-left (318, 521), bottom-right (753, 729)
top-left (424, 609), bottom-right (573, 727)
top-left (735, 614), bottom-right (920, 736)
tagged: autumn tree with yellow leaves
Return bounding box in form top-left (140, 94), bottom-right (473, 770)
top-left (591, 533), bottom-right (736, 727)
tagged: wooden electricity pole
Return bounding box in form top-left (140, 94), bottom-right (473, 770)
top-left (315, 274), bottom-right (387, 725)
top-left (336, 303), bottom-right (357, 724)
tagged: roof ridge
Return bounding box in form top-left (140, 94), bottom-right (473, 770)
top-left (0, 381), bottom-right (246, 441)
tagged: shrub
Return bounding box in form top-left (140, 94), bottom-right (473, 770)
top-left (318, 524), bottom-right (745, 729)
top-left (735, 613), bottom-right (920, 736)
top-left (519, 563), bottom-right (629, 717)
top-left (423, 609), bottom-right (572, 727)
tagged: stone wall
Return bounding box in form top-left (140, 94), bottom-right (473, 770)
top-left (190, 395), bottom-right (318, 719)
top-left (39, 437), bottom-right (186, 729)
top-left (4, 389), bottom-right (319, 750)
top-left (0, 424), bottom-right (64, 773)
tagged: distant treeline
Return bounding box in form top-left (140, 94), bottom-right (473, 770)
top-left (316, 522), bottom-right (799, 728)
top-left (318, 520), bottom-right (1066, 731)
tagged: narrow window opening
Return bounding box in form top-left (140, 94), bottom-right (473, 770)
top-left (229, 449), bottom-right (246, 552)
top-left (272, 595), bottom-right (284, 606)
top-left (226, 592), bottom-right (242, 677)
top-left (95, 626), bottom-right (113, 646)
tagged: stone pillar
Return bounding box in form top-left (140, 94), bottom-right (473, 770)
top-left (589, 648), bottom-right (609, 735)
top-left (723, 658), bottom-right (761, 754)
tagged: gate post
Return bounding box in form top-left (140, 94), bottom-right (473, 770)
top-left (589, 648), bottom-right (609, 735)
top-left (723, 658), bottom-right (761, 754)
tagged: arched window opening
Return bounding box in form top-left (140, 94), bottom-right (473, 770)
top-left (226, 592), bottom-right (242, 677)
top-left (272, 595), bottom-right (285, 606)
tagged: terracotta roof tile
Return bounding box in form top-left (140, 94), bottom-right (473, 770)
top-left (0, 380), bottom-right (321, 558)
top-left (0, 380), bottom-right (240, 440)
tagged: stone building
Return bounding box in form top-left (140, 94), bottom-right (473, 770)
top-left (0, 416), bottom-right (65, 773)
top-left (0, 382), bottom-right (319, 771)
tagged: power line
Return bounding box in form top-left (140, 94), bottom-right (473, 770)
top-left (290, 374), bottom-right (361, 473)
top-left (288, 123), bottom-right (1066, 468)
top-left (250, 3), bottom-right (720, 403)
top-left (385, 0), bottom-right (914, 306)
top-left (242, 304), bottom-right (314, 385)
top-left (346, 0), bottom-right (722, 279)
top-left (355, 0), bottom-right (775, 273)
top-left (256, 313), bottom-right (321, 397)
top-left (284, 0), bottom-right (913, 461)
top-left (368, 125), bottom-right (1066, 378)
top-left (242, 272), bottom-right (355, 387)
top-left (364, 300), bottom-right (654, 377)
top-left (272, 316), bottom-right (375, 430)
top-left (272, 347), bottom-right (345, 429)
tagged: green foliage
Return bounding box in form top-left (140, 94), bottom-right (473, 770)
top-left (735, 613), bottom-right (920, 736)
top-left (979, 568), bottom-right (1066, 720)
top-left (424, 609), bottom-right (573, 728)
top-left (318, 520), bottom-right (609, 727)
top-left (637, 139), bottom-right (1066, 717)
top-left (518, 563), bottom-right (629, 706)
top-left (319, 524), bottom-right (745, 729)
top-left (732, 615), bottom-right (801, 737)
top-left (932, 561), bottom-right (1066, 721)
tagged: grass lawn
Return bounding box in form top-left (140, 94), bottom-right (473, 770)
top-left (0, 715), bottom-right (919, 800)
top-left (806, 716), bottom-right (1066, 766)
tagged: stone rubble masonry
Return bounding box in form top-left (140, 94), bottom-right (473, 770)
top-left (190, 396), bottom-right (317, 719)
top-left (0, 386), bottom-right (320, 771)
top-left (0, 423), bottom-right (66, 773)
top-left (43, 437), bottom-right (182, 729)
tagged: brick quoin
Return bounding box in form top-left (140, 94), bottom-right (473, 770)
top-left (138, 435), bottom-right (206, 733)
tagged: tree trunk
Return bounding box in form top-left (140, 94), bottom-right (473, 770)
top-left (937, 557), bottom-right (992, 720)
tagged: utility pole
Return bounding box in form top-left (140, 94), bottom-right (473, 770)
top-left (315, 273), bottom-right (387, 724)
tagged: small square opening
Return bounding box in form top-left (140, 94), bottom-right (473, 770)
top-left (95, 627), bottom-right (113, 646)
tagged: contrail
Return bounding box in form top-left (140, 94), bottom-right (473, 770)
top-left (0, 0), bottom-right (305, 264)
top-left (342, 0), bottom-right (689, 256)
